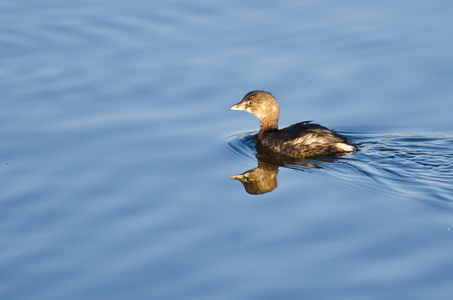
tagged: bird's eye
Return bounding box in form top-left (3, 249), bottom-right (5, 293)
top-left (248, 100), bottom-right (254, 105)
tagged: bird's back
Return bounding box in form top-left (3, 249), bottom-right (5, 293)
top-left (258, 121), bottom-right (357, 158)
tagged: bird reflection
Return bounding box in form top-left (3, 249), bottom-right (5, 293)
top-left (231, 161), bottom-right (278, 195)
top-left (230, 142), bottom-right (335, 195)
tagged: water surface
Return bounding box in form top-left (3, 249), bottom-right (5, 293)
top-left (1, 0), bottom-right (453, 299)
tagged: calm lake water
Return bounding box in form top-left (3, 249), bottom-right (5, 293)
top-left (1, 0), bottom-right (453, 299)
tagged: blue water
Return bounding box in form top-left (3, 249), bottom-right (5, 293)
top-left (1, 0), bottom-right (453, 299)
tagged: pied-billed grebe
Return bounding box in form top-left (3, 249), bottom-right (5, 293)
top-left (231, 90), bottom-right (357, 158)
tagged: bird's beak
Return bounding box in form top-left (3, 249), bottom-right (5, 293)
top-left (230, 174), bottom-right (244, 180)
top-left (231, 102), bottom-right (245, 110)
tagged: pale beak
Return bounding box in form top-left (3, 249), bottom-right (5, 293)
top-left (231, 102), bottom-right (245, 110)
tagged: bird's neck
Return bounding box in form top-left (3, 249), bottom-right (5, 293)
top-left (258, 116), bottom-right (279, 138)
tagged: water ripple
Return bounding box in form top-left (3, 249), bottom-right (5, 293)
top-left (226, 131), bottom-right (453, 205)
top-left (225, 131), bottom-right (258, 163)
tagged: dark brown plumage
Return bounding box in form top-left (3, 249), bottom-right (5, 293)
top-left (231, 90), bottom-right (357, 158)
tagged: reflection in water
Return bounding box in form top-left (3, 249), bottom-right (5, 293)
top-left (227, 131), bottom-right (453, 201)
top-left (230, 134), bottom-right (338, 194)
top-left (231, 161), bottom-right (278, 195)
